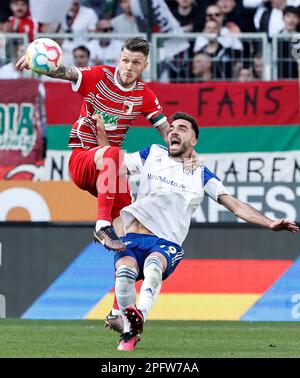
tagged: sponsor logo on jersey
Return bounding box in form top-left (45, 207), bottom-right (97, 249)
top-left (93, 110), bottom-right (120, 131)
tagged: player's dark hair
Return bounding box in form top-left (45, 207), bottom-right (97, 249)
top-left (170, 112), bottom-right (199, 140)
top-left (122, 37), bottom-right (150, 57)
top-left (73, 45), bottom-right (90, 58)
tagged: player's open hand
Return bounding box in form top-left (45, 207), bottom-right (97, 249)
top-left (16, 55), bottom-right (29, 71)
top-left (269, 219), bottom-right (299, 233)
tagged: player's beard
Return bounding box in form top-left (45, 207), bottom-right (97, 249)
top-left (168, 143), bottom-right (187, 158)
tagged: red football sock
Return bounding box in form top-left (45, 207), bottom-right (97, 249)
top-left (112, 292), bottom-right (119, 311)
top-left (97, 147), bottom-right (123, 222)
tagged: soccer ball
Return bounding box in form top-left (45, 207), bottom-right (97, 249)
top-left (26, 38), bottom-right (63, 75)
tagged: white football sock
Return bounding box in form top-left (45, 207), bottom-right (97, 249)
top-left (95, 220), bottom-right (111, 231)
top-left (115, 265), bottom-right (138, 333)
top-left (138, 255), bottom-right (163, 321)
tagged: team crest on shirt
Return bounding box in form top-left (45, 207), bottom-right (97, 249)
top-left (183, 168), bottom-right (196, 176)
top-left (123, 100), bottom-right (134, 115)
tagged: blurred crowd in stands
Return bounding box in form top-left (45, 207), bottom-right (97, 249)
top-left (0, 0), bottom-right (300, 81)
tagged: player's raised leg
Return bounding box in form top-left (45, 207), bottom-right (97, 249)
top-left (92, 145), bottom-right (128, 251)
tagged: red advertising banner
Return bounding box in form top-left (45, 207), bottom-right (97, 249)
top-left (0, 79), bottom-right (44, 169)
top-left (45, 80), bottom-right (300, 127)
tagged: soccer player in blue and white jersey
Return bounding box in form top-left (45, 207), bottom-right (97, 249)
top-left (94, 112), bottom-right (299, 352)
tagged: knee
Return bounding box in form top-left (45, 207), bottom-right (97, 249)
top-left (143, 256), bottom-right (163, 283)
top-left (115, 264), bottom-right (138, 286)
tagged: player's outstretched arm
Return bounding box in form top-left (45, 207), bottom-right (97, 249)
top-left (218, 194), bottom-right (299, 234)
top-left (15, 55), bottom-right (79, 83)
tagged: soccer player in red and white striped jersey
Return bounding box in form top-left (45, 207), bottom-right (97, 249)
top-left (16, 37), bottom-right (169, 249)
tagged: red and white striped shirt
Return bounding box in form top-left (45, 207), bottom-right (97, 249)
top-left (69, 65), bottom-right (167, 149)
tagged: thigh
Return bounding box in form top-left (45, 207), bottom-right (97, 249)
top-left (146, 252), bottom-right (168, 273)
top-left (94, 146), bottom-right (111, 170)
top-left (115, 255), bottom-right (139, 273)
top-left (69, 148), bottom-right (100, 196)
top-left (112, 216), bottom-right (125, 237)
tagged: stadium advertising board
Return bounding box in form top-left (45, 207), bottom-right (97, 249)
top-left (0, 79), bottom-right (45, 176)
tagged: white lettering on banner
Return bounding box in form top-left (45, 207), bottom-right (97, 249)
top-left (192, 185), bottom-right (300, 223)
top-left (204, 151), bottom-right (300, 183)
top-left (291, 294), bottom-right (300, 319)
top-left (0, 103), bottom-right (36, 157)
top-left (0, 188), bottom-right (50, 221)
top-left (0, 243), bottom-right (6, 318)
top-left (265, 186), bottom-right (296, 220)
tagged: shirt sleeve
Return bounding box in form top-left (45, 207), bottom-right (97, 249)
top-left (141, 86), bottom-right (167, 127)
top-left (203, 166), bottom-right (230, 202)
top-left (124, 146), bottom-right (151, 175)
top-left (71, 65), bottom-right (104, 97)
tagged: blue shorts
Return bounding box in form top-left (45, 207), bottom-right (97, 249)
top-left (114, 233), bottom-right (184, 280)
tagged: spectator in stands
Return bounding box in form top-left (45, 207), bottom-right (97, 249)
top-left (61, 0), bottom-right (98, 65)
top-left (0, 0), bottom-right (12, 31)
top-left (79, 0), bottom-right (107, 20)
top-left (236, 65), bottom-right (253, 81)
top-left (217, 0), bottom-right (241, 31)
top-left (3, 0), bottom-right (35, 42)
top-left (73, 45), bottom-right (91, 67)
top-left (110, 0), bottom-right (139, 34)
top-left (194, 19), bottom-right (242, 79)
top-left (217, 0), bottom-right (256, 32)
top-left (253, 0), bottom-right (287, 39)
top-left (204, 3), bottom-right (243, 50)
top-left (277, 6), bottom-right (300, 78)
top-left (243, 0), bottom-right (300, 9)
top-left (0, 43), bottom-right (31, 78)
top-left (281, 4), bottom-right (300, 32)
top-left (169, 0), bottom-right (201, 32)
top-left (64, 0), bottom-right (98, 33)
top-left (87, 19), bottom-right (123, 65)
top-left (253, 53), bottom-right (264, 79)
top-left (191, 51), bottom-right (213, 81)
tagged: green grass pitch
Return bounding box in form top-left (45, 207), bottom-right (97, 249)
top-left (1, 319), bottom-right (300, 358)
